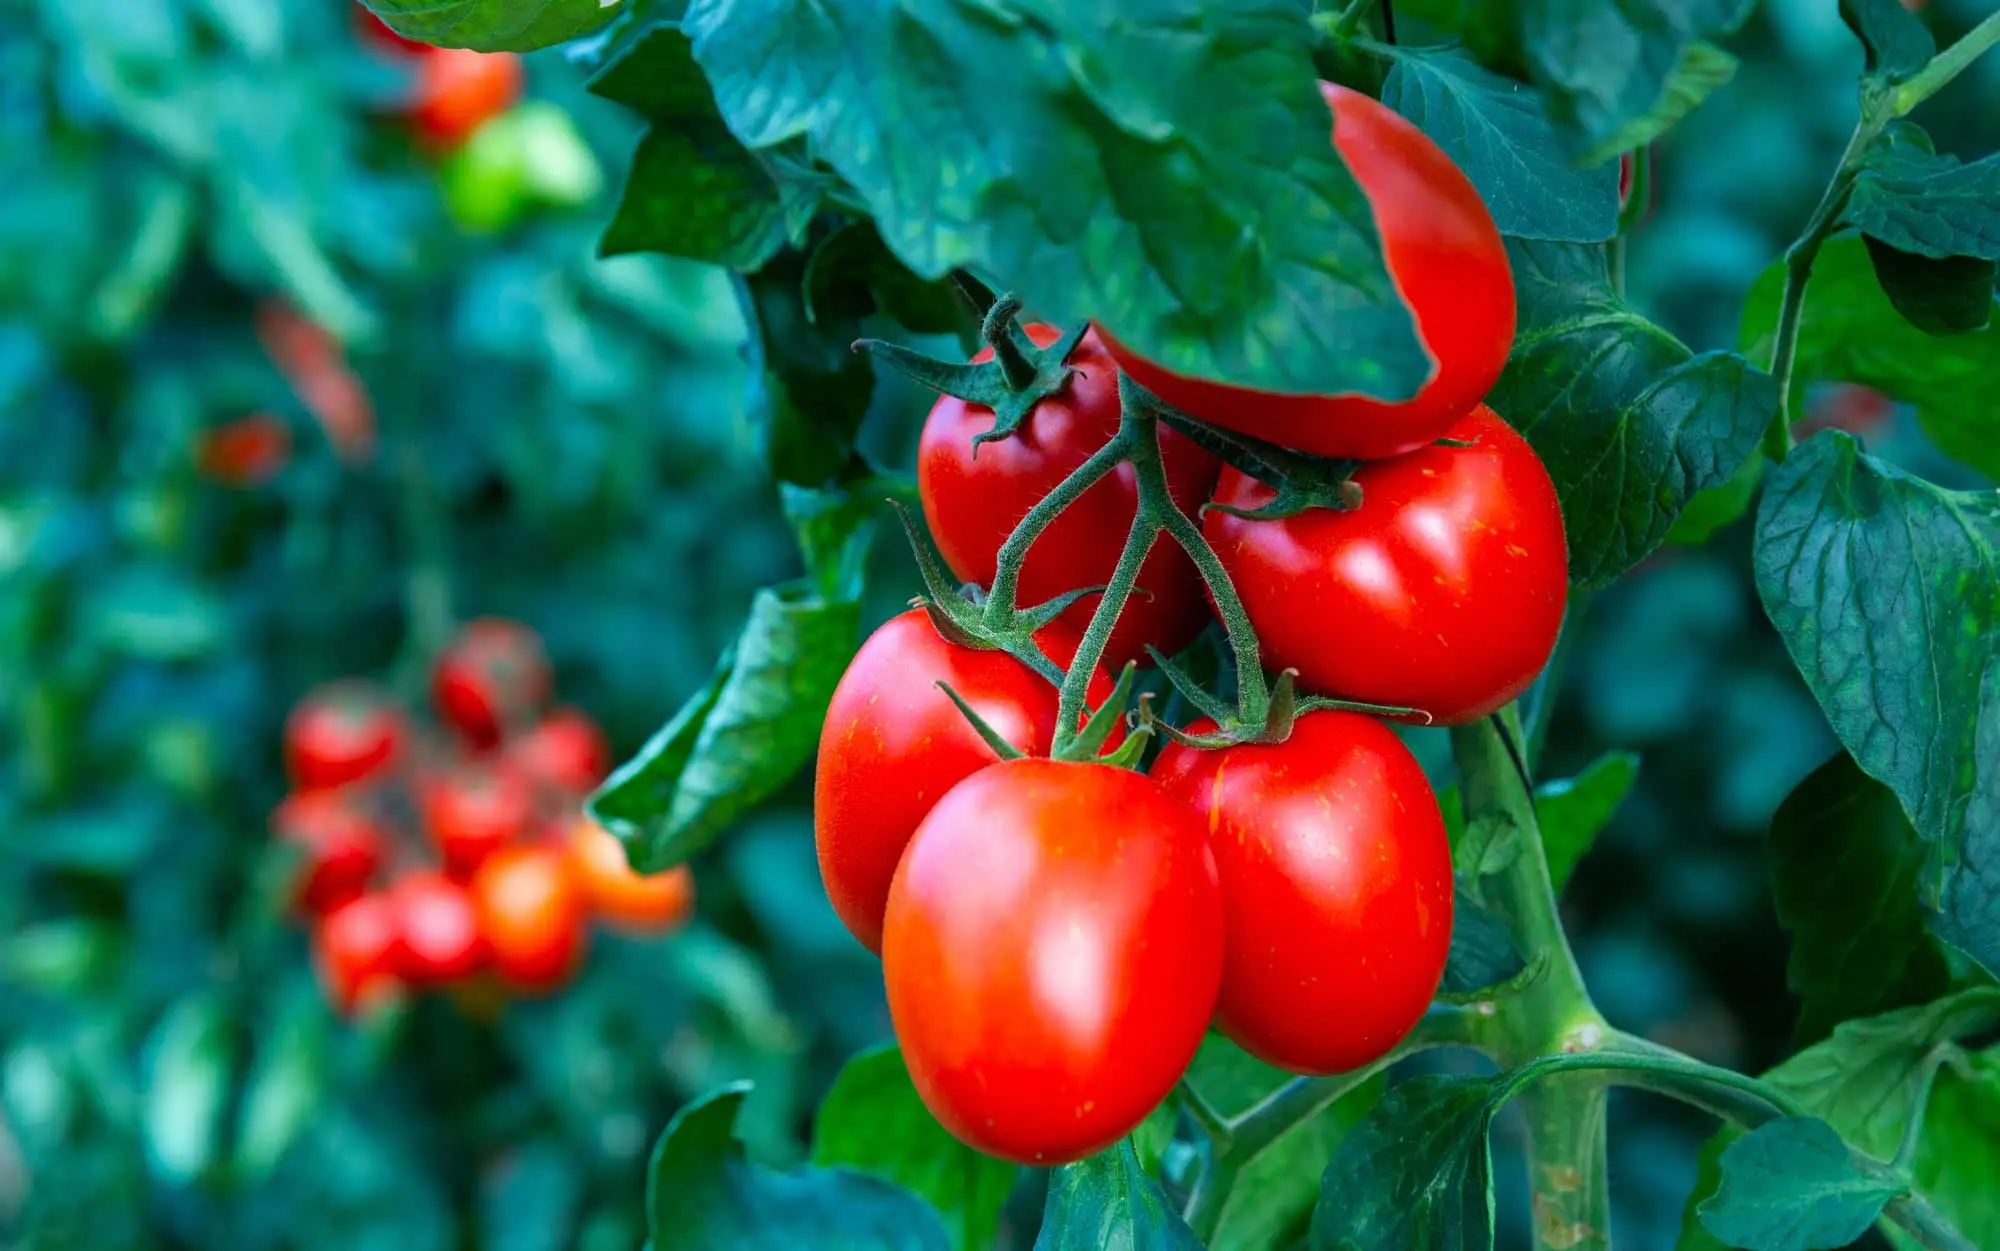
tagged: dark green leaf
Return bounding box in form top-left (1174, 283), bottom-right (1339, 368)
top-left (1753, 431), bottom-right (2000, 976)
top-left (1035, 1139), bottom-right (1201, 1251)
top-left (1698, 1117), bottom-right (1906, 1251)
top-left (682, 0), bottom-right (1430, 401)
top-left (234, 998), bottom-right (328, 1182)
top-left (648, 1085), bottom-right (949, 1250)
top-left (803, 222), bottom-right (968, 339)
top-left (1379, 48), bottom-right (1618, 243)
top-left (589, 580), bottom-right (862, 872)
top-left (741, 245), bottom-right (878, 487)
top-left (1491, 240), bottom-right (1778, 588)
top-left (358, 0), bottom-right (620, 52)
top-left (1861, 240), bottom-right (1995, 337)
top-left (1310, 1073), bottom-right (1501, 1251)
top-left (811, 1045), bottom-right (1017, 1251)
top-left (1771, 752), bottom-right (1951, 1046)
top-left (1840, 0), bottom-right (1936, 82)
top-left (1442, 887), bottom-right (1525, 996)
top-left (1669, 450), bottom-right (1766, 545)
top-left (1537, 750), bottom-right (1640, 891)
top-left (1848, 127), bottom-right (2000, 263)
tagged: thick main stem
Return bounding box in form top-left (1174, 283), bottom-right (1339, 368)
top-left (1519, 1079), bottom-right (1610, 1251)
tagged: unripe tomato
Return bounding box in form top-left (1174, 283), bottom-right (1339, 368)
top-left (1153, 712), bottom-right (1453, 1074)
top-left (1206, 405), bottom-right (1567, 725)
top-left (433, 618), bottom-right (551, 748)
top-left (919, 325), bottom-right (1219, 670)
top-left (284, 680), bottom-right (407, 792)
top-left (511, 709), bottom-right (611, 797)
top-left (315, 892), bottom-right (403, 1015)
top-left (410, 48), bottom-right (523, 149)
top-left (440, 119), bottom-right (533, 235)
top-left (883, 759), bottom-right (1224, 1165)
top-left (472, 846), bottom-right (587, 992)
top-left (271, 790), bottom-right (385, 915)
top-left (1100, 83), bottom-right (1514, 460)
top-left (814, 609), bottom-right (1119, 954)
top-left (421, 763), bottom-right (536, 879)
top-left (566, 819), bottom-right (694, 934)
top-left (391, 871), bottom-right (486, 986)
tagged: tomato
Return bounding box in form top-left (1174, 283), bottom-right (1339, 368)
top-left (315, 892), bottom-right (403, 1015)
top-left (255, 302), bottom-right (375, 462)
top-left (918, 324), bottom-right (1219, 670)
top-left (433, 618), bottom-right (551, 748)
top-left (354, 5), bottom-right (428, 56)
top-left (421, 763), bottom-right (536, 879)
top-left (883, 759), bottom-right (1224, 1164)
top-left (566, 819), bottom-right (695, 934)
top-left (472, 846), bottom-right (588, 992)
top-left (1152, 711), bottom-right (1453, 1074)
top-left (511, 708), bottom-right (611, 797)
top-left (271, 790), bottom-right (385, 915)
top-left (1206, 405), bottom-right (1567, 725)
top-left (392, 871), bottom-right (486, 986)
top-left (814, 609), bottom-right (1118, 954)
top-left (410, 48), bottom-right (522, 149)
top-left (284, 680), bottom-right (407, 791)
top-left (1800, 383), bottom-right (1894, 438)
top-left (1100, 83), bottom-right (1514, 461)
top-left (440, 118), bottom-right (533, 235)
top-left (198, 414), bottom-right (291, 486)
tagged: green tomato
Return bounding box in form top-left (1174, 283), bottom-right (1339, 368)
top-left (440, 115), bottom-right (532, 235)
top-left (511, 101), bottom-right (603, 208)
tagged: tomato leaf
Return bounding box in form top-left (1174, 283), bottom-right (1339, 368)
top-left (1537, 750), bottom-right (1639, 892)
top-left (1771, 752), bottom-right (1952, 1047)
top-left (1442, 886), bottom-right (1526, 996)
top-left (811, 1046), bottom-right (1017, 1251)
top-left (1753, 431), bottom-right (2000, 978)
top-left (681, 0), bottom-right (1431, 402)
top-left (1861, 239), bottom-right (1995, 337)
top-left (357, 0), bottom-right (621, 52)
top-left (1840, 0), bottom-right (1936, 83)
top-left (1490, 240), bottom-right (1777, 589)
top-left (1309, 1073), bottom-right (1503, 1251)
top-left (142, 996), bottom-right (236, 1184)
top-left (1697, 1116), bottom-right (1907, 1251)
top-left (647, 1084), bottom-right (949, 1249)
top-left (1379, 47), bottom-right (1618, 244)
top-left (1034, 1138), bottom-right (1202, 1251)
top-left (1900, 1049), bottom-right (2000, 1251)
top-left (741, 241), bottom-right (879, 488)
top-left (1846, 125), bottom-right (2000, 264)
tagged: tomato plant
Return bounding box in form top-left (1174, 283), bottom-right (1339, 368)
top-left (283, 680), bottom-right (408, 791)
top-left (432, 617), bottom-right (552, 748)
top-left (421, 762), bottom-right (537, 878)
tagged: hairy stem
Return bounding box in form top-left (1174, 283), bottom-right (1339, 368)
top-left (982, 435), bottom-right (1127, 627)
top-left (1052, 446), bottom-right (1158, 749)
top-left (1894, 8), bottom-right (2000, 116)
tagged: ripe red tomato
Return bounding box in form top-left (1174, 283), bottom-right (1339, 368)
top-left (433, 618), bottom-right (551, 748)
top-left (511, 708), bottom-right (610, 796)
top-left (1153, 711), bottom-right (1453, 1074)
top-left (271, 791), bottom-right (385, 915)
top-left (566, 819), bottom-right (695, 934)
top-left (1100, 83), bottom-right (1514, 460)
top-left (421, 763), bottom-right (536, 879)
top-left (473, 846), bottom-right (588, 992)
top-left (284, 680), bottom-right (407, 791)
top-left (1206, 405), bottom-right (1567, 725)
top-left (315, 892), bottom-right (403, 1014)
top-left (392, 871), bottom-right (486, 986)
top-left (815, 609), bottom-right (1118, 954)
top-left (883, 759), bottom-right (1224, 1164)
top-left (918, 325), bottom-right (1219, 670)
top-left (410, 48), bottom-right (523, 149)
top-left (198, 414), bottom-right (291, 486)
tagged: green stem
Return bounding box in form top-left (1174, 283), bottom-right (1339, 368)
top-left (1176, 1078), bottom-right (1233, 1154)
top-left (1520, 1078), bottom-right (1610, 1251)
top-left (1052, 444), bottom-right (1158, 749)
top-left (982, 436), bottom-right (1127, 628)
top-left (1894, 8), bottom-right (2000, 116)
top-left (1883, 1194), bottom-right (1979, 1251)
top-left (981, 295), bottom-right (1041, 393)
top-left (1892, 1044), bottom-right (1957, 1172)
top-left (1598, 1031), bottom-right (1810, 1125)
top-left (1316, 0), bottom-right (1379, 41)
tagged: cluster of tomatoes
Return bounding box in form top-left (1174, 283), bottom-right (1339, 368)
top-left (816, 84), bottom-right (1569, 1165)
top-left (278, 619), bottom-right (691, 1016)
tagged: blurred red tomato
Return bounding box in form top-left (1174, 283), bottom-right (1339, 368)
top-left (315, 893), bottom-right (403, 1014)
top-left (198, 414), bottom-right (291, 486)
top-left (284, 680), bottom-right (407, 791)
top-left (412, 49), bottom-right (523, 149)
top-left (422, 764), bottom-right (536, 879)
top-left (472, 846), bottom-right (588, 992)
top-left (566, 819), bottom-right (694, 934)
top-left (271, 791), bottom-right (385, 915)
top-left (392, 871), bottom-right (487, 985)
top-left (511, 709), bottom-right (610, 796)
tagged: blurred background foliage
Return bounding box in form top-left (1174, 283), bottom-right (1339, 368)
top-left (0, 1), bottom-right (1994, 1249)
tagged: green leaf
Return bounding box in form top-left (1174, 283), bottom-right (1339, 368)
top-left (1035, 1139), bottom-right (1201, 1251)
top-left (1491, 240), bottom-right (1778, 588)
top-left (1753, 431), bottom-right (2000, 977)
top-left (589, 579), bottom-right (862, 873)
top-left (143, 996), bottom-right (236, 1184)
top-left (358, 0), bottom-right (622, 52)
top-left (1379, 48), bottom-right (1618, 244)
top-left (1669, 451), bottom-right (1765, 545)
top-left (803, 222), bottom-right (968, 339)
top-left (1771, 752), bottom-right (1951, 1046)
top-left (1698, 1117), bottom-right (1907, 1251)
top-left (480, 1140), bottom-right (583, 1251)
top-left (1442, 887), bottom-right (1526, 996)
top-left (811, 1046), bottom-right (1017, 1251)
top-left (1847, 127), bottom-right (2000, 263)
top-left (648, 1084), bottom-right (949, 1249)
top-left (1840, 0), bottom-right (1937, 83)
top-left (1310, 1073), bottom-right (1501, 1251)
top-left (681, 0), bottom-right (1431, 402)
top-left (1899, 1048), bottom-right (2000, 1250)
top-left (1861, 239), bottom-right (1994, 338)
top-left (741, 244), bottom-right (878, 487)
top-left (234, 998), bottom-right (328, 1182)
top-left (1537, 750), bottom-right (1640, 891)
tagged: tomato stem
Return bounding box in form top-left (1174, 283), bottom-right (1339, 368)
top-left (981, 294), bottom-right (1043, 393)
top-left (1894, 7), bottom-right (2000, 118)
top-left (981, 435), bottom-right (1129, 631)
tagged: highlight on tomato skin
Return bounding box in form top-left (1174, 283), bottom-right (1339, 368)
top-left (420, 763), bottom-right (537, 880)
top-left (390, 870), bottom-right (487, 987)
top-left (472, 845), bottom-right (589, 993)
top-left (880, 757), bottom-right (1225, 1165)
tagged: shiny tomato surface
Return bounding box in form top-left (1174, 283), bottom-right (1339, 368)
top-left (315, 892), bottom-right (403, 1014)
top-left (472, 846), bottom-right (587, 992)
top-left (567, 819), bottom-right (695, 934)
top-left (392, 870), bottom-right (487, 985)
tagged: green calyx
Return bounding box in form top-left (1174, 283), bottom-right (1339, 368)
top-left (857, 294), bottom-right (1088, 450)
top-left (1136, 387), bottom-right (1366, 521)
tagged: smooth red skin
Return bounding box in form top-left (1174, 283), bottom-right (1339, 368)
top-left (433, 618), bottom-right (550, 748)
top-left (473, 846), bottom-right (588, 992)
top-left (284, 682), bottom-right (406, 792)
top-left (410, 49), bottom-right (522, 148)
top-left (392, 871), bottom-right (487, 985)
top-left (422, 764), bottom-right (537, 879)
top-left (883, 759), bottom-right (1224, 1165)
top-left (1206, 405), bottom-right (1567, 725)
top-left (814, 609), bottom-right (1118, 955)
top-left (315, 893), bottom-right (403, 1015)
top-left (271, 791), bottom-right (386, 916)
top-left (567, 819), bottom-right (696, 934)
top-left (1153, 712), bottom-right (1454, 1074)
top-left (1100, 83), bottom-right (1514, 461)
top-left (511, 709), bottom-right (610, 796)
top-left (919, 325), bottom-right (1220, 671)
